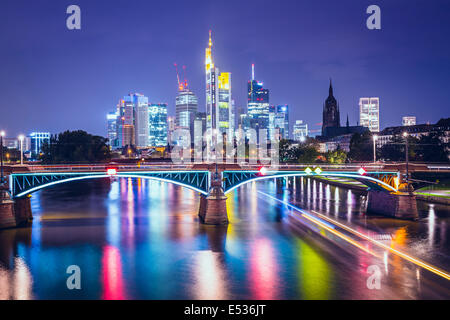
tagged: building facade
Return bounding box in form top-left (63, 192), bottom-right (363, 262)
top-left (359, 97), bottom-right (380, 132)
top-left (148, 103), bottom-right (168, 147)
top-left (274, 105), bottom-right (289, 140)
top-left (107, 112), bottom-right (118, 148)
top-left (247, 64), bottom-right (270, 139)
top-left (176, 89), bottom-right (198, 140)
top-left (293, 120), bottom-right (308, 142)
top-left (29, 132), bottom-right (50, 156)
top-left (402, 116), bottom-right (416, 126)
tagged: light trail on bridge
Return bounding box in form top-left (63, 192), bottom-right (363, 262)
top-left (257, 191), bottom-right (450, 281)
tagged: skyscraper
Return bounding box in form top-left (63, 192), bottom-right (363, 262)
top-left (247, 64), bottom-right (270, 137)
top-left (205, 31), bottom-right (233, 141)
top-left (175, 89), bottom-right (198, 139)
top-left (322, 80), bottom-right (340, 136)
top-left (359, 97), bottom-right (380, 132)
top-left (293, 121), bottom-right (308, 142)
top-left (107, 112), bottom-right (118, 148)
top-left (148, 103), bottom-right (168, 147)
top-left (133, 93), bottom-right (150, 147)
top-left (274, 105), bottom-right (289, 139)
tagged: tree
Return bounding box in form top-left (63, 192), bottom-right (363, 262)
top-left (348, 132), bottom-right (373, 161)
top-left (40, 130), bottom-right (111, 164)
top-left (326, 148), bottom-right (347, 164)
top-left (279, 139), bottom-right (291, 162)
top-left (379, 135), bottom-right (418, 162)
top-left (415, 132), bottom-right (449, 162)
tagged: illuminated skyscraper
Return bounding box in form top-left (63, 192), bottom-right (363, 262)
top-left (149, 103), bottom-right (168, 147)
top-left (29, 132), bottom-right (50, 156)
top-left (205, 31), bottom-right (233, 141)
top-left (274, 105), bottom-right (289, 139)
top-left (247, 64), bottom-right (270, 138)
top-left (107, 112), bottom-right (118, 148)
top-left (359, 97), bottom-right (380, 132)
top-left (133, 94), bottom-right (149, 147)
top-left (176, 89), bottom-right (198, 139)
top-left (293, 120), bottom-right (308, 142)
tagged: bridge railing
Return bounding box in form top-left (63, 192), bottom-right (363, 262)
top-left (19, 164), bottom-right (196, 173)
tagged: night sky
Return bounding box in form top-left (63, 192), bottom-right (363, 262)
top-left (0, 0), bottom-right (449, 138)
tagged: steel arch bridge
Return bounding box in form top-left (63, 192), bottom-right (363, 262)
top-left (9, 168), bottom-right (400, 198)
top-left (221, 170), bottom-right (400, 194)
top-left (10, 171), bottom-right (211, 198)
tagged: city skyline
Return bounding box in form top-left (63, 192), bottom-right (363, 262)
top-left (1, 0), bottom-right (449, 138)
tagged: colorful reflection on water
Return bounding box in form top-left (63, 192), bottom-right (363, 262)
top-left (0, 177), bottom-right (449, 299)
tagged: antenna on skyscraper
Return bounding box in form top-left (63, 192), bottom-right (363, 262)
top-left (252, 63), bottom-right (255, 81)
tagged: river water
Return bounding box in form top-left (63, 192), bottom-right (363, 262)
top-left (0, 177), bottom-right (449, 299)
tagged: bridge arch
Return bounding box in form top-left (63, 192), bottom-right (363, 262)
top-left (222, 171), bottom-right (399, 195)
top-left (11, 171), bottom-right (210, 198)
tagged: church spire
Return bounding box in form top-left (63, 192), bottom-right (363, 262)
top-left (329, 78), bottom-right (333, 97)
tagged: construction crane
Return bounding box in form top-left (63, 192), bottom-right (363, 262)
top-left (182, 65), bottom-right (189, 90)
top-left (174, 63), bottom-right (184, 91)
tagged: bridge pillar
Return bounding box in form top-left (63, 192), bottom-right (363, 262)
top-left (0, 185), bottom-right (33, 229)
top-left (14, 196), bottom-right (33, 226)
top-left (198, 180), bottom-right (228, 225)
top-left (367, 190), bottom-right (418, 220)
top-left (0, 186), bottom-right (17, 229)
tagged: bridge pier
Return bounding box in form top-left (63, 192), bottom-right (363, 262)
top-left (198, 180), bottom-right (228, 225)
top-left (14, 196), bottom-right (33, 226)
top-left (0, 186), bottom-right (16, 229)
top-left (0, 186), bottom-right (33, 229)
top-left (367, 190), bottom-right (418, 220)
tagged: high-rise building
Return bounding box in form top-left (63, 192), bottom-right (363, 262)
top-left (359, 97), bottom-right (380, 132)
top-left (402, 116), bottom-right (416, 126)
top-left (176, 89), bottom-right (198, 139)
top-left (116, 96), bottom-right (135, 147)
top-left (167, 116), bottom-right (175, 144)
top-left (148, 103), bottom-right (168, 147)
top-left (322, 80), bottom-right (340, 136)
top-left (107, 112), bottom-right (118, 148)
top-left (205, 31), bottom-right (233, 142)
top-left (247, 64), bottom-right (270, 138)
top-left (113, 93), bottom-right (149, 148)
top-left (29, 132), bottom-right (50, 156)
top-left (274, 105), bottom-right (289, 140)
top-left (133, 94), bottom-right (150, 147)
top-left (293, 121), bottom-right (308, 142)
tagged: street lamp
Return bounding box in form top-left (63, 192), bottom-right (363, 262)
top-left (0, 130), bottom-right (5, 185)
top-left (18, 134), bottom-right (24, 166)
top-left (403, 132), bottom-right (409, 190)
top-left (372, 135), bottom-right (378, 163)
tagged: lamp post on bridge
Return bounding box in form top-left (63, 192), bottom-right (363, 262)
top-left (0, 130), bottom-right (5, 185)
top-left (403, 132), bottom-right (410, 191)
top-left (18, 134), bottom-right (24, 166)
top-left (372, 135), bottom-right (378, 163)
